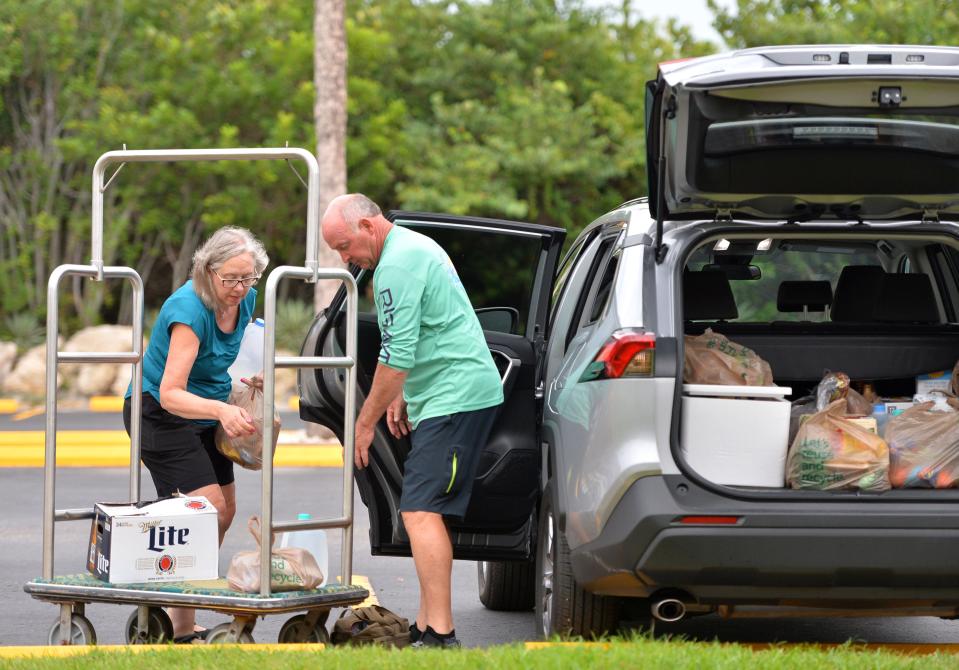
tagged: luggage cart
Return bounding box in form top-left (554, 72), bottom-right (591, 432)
top-left (24, 148), bottom-right (367, 645)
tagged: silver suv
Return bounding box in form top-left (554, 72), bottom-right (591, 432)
top-left (300, 45), bottom-right (959, 638)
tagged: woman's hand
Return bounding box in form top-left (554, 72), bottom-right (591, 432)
top-left (386, 395), bottom-right (412, 438)
top-left (240, 373), bottom-right (263, 390)
top-left (218, 403), bottom-right (257, 438)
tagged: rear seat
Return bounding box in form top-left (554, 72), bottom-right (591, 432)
top-left (683, 269), bottom-right (738, 322)
top-left (777, 280), bottom-right (832, 320)
top-left (831, 265), bottom-right (885, 322)
top-left (684, 268), bottom-right (959, 382)
top-left (875, 273), bottom-right (940, 323)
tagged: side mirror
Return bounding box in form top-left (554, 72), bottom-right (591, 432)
top-left (475, 307), bottom-right (519, 334)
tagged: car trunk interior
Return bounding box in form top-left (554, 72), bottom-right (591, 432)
top-left (677, 230), bottom-right (959, 494)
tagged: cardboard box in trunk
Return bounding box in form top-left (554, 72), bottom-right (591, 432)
top-left (87, 496), bottom-right (219, 584)
top-left (680, 384), bottom-right (792, 487)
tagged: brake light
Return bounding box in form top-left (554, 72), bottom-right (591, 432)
top-left (579, 329), bottom-right (655, 382)
top-left (678, 516), bottom-right (741, 525)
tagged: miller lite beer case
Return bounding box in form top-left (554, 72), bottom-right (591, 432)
top-left (87, 495), bottom-right (219, 584)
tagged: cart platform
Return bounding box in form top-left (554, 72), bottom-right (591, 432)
top-left (25, 574), bottom-right (368, 614)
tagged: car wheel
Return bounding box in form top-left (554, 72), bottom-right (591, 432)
top-left (477, 559), bottom-right (535, 611)
top-left (535, 481), bottom-right (620, 639)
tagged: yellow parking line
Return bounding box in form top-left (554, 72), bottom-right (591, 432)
top-left (0, 643), bottom-right (325, 658)
top-left (0, 398), bottom-right (18, 414)
top-left (12, 407), bottom-right (43, 421)
top-left (351, 574), bottom-right (379, 608)
top-left (89, 396), bottom-right (125, 412)
top-left (58, 396), bottom-right (302, 413)
top-left (0, 432), bottom-right (342, 468)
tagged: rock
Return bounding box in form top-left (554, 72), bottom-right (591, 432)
top-left (112, 367), bottom-right (133, 396)
top-left (63, 326), bottom-right (137, 395)
top-left (4, 343), bottom-right (54, 395)
top-left (0, 341), bottom-right (16, 389)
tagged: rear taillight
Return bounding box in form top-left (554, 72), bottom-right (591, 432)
top-left (579, 329), bottom-right (655, 382)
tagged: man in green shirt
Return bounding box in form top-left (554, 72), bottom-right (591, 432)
top-left (321, 193), bottom-right (503, 648)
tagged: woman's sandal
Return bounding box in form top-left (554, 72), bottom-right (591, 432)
top-left (173, 627), bottom-right (210, 644)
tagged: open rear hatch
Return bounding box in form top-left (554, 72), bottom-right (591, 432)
top-left (647, 45), bottom-right (959, 224)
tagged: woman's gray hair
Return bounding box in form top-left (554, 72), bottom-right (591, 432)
top-left (190, 226), bottom-right (269, 309)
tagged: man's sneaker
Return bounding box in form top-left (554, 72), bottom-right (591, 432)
top-left (411, 626), bottom-right (461, 648)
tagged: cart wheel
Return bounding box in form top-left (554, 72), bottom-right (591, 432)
top-left (205, 622), bottom-right (255, 644)
top-left (278, 614), bottom-right (330, 644)
top-left (124, 607), bottom-right (174, 644)
top-left (48, 614), bottom-right (97, 646)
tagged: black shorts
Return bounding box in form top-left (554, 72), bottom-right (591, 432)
top-left (399, 405), bottom-right (499, 520)
top-left (123, 393), bottom-right (234, 497)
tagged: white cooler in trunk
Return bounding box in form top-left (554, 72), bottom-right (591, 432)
top-left (680, 384), bottom-right (792, 487)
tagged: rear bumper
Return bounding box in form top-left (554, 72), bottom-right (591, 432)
top-left (569, 475), bottom-right (959, 604)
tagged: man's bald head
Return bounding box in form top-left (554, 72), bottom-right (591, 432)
top-left (321, 193), bottom-right (391, 269)
top-left (324, 194), bottom-right (382, 231)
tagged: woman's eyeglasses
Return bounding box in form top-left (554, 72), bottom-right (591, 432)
top-left (212, 269), bottom-right (260, 288)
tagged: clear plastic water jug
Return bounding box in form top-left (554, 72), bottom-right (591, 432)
top-left (279, 513), bottom-right (328, 586)
top-left (228, 318), bottom-right (264, 389)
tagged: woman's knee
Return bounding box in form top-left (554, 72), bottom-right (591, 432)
top-left (219, 497), bottom-right (236, 527)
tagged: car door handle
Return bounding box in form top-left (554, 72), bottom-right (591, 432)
top-left (490, 350), bottom-right (521, 388)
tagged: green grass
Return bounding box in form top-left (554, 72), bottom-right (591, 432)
top-left (2, 638), bottom-right (958, 670)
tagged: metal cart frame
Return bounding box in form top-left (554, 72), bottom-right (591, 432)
top-left (24, 148), bottom-right (366, 645)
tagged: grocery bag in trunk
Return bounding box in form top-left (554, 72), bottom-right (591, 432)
top-left (684, 328), bottom-right (774, 386)
top-left (786, 399), bottom-right (890, 491)
top-left (886, 397), bottom-right (959, 488)
top-left (814, 371), bottom-right (872, 416)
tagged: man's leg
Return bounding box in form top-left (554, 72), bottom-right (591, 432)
top-left (402, 510), bottom-right (454, 634)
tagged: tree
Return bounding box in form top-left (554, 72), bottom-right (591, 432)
top-left (709, 0), bottom-right (959, 47)
top-left (0, 0), bottom-right (317, 332)
top-left (314, 0), bottom-right (348, 315)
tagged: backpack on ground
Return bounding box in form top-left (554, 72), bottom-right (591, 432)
top-left (331, 605), bottom-right (410, 647)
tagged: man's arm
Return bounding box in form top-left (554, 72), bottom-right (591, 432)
top-left (353, 364), bottom-right (407, 468)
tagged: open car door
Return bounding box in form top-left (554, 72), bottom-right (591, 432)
top-left (299, 212), bottom-right (565, 561)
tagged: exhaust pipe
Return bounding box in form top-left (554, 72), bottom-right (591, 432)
top-left (651, 598), bottom-right (687, 623)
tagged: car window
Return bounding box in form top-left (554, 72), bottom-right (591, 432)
top-left (565, 236), bottom-right (618, 347)
top-left (550, 230), bottom-right (596, 317)
top-left (586, 250), bottom-right (620, 325)
top-left (686, 241), bottom-right (883, 322)
top-left (930, 245), bottom-right (959, 322)
top-left (351, 223), bottom-right (544, 336)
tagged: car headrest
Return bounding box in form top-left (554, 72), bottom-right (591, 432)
top-left (874, 273), bottom-right (940, 323)
top-left (684, 270), bottom-right (738, 321)
top-left (777, 280), bottom-right (833, 313)
top-left (831, 265), bottom-right (885, 322)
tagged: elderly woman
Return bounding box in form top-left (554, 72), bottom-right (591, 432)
top-left (123, 226), bottom-right (268, 642)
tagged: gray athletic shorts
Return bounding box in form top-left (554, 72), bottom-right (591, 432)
top-left (399, 405), bottom-right (499, 520)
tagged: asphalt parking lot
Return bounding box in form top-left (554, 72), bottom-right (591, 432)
top-left (3, 417), bottom-right (959, 648)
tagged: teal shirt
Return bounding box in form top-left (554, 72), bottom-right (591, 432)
top-left (374, 226), bottom-right (504, 427)
top-left (129, 281), bottom-right (257, 425)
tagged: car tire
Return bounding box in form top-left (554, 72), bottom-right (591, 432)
top-left (477, 559), bottom-right (535, 611)
top-left (535, 482), bottom-right (620, 639)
